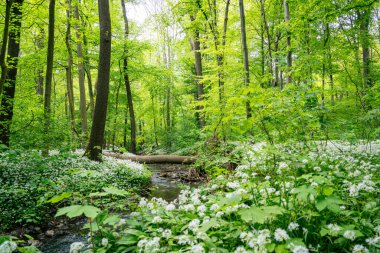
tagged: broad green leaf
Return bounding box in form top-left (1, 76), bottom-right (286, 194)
top-left (47, 192), bottom-right (72, 204)
top-left (315, 195), bottom-right (345, 213)
top-left (199, 218), bottom-right (218, 232)
top-left (103, 187), bottom-right (129, 196)
top-left (56, 205), bottom-right (100, 219)
top-left (239, 206), bottom-right (285, 224)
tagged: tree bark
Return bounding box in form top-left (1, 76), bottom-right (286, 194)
top-left (359, 10), bottom-right (372, 89)
top-left (105, 152), bottom-right (197, 164)
top-left (86, 0), bottom-right (111, 161)
top-left (259, 0), bottom-right (274, 87)
top-left (121, 0), bottom-right (137, 154)
top-left (284, 0), bottom-right (292, 84)
top-left (74, 0), bottom-right (88, 139)
top-left (0, 0), bottom-right (23, 146)
top-left (239, 0), bottom-right (252, 118)
top-left (43, 0), bottom-right (56, 155)
top-left (0, 0), bottom-right (13, 95)
top-left (65, 0), bottom-right (76, 138)
top-left (190, 15), bottom-right (205, 129)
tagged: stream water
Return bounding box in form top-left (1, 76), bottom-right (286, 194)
top-left (38, 164), bottom-right (199, 253)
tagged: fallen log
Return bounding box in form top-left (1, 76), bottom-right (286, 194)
top-left (104, 152), bottom-right (197, 164)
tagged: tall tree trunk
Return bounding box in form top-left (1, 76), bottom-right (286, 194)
top-left (190, 15), bottom-right (205, 129)
top-left (86, 0), bottom-right (111, 161)
top-left (259, 0), bottom-right (274, 87)
top-left (0, 0), bottom-right (23, 146)
top-left (74, 0), bottom-right (88, 140)
top-left (112, 80), bottom-right (121, 151)
top-left (239, 0), bottom-right (252, 118)
top-left (43, 0), bottom-right (56, 155)
top-left (65, 0), bottom-right (76, 140)
top-left (325, 23), bottom-right (334, 103)
top-left (35, 28), bottom-right (45, 96)
top-left (83, 33), bottom-right (95, 116)
top-left (284, 0), bottom-right (292, 84)
top-left (0, 0), bottom-right (13, 95)
top-left (359, 10), bottom-right (372, 89)
top-left (121, 0), bottom-right (136, 154)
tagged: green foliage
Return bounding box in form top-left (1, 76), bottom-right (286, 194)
top-left (0, 149), bottom-right (151, 230)
top-left (73, 142), bottom-right (379, 252)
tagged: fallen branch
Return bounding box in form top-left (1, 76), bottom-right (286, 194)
top-left (104, 152), bottom-right (197, 164)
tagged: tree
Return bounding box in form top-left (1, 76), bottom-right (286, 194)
top-left (65, 0), bottom-right (76, 138)
top-left (86, 0), bottom-right (111, 161)
top-left (121, 0), bottom-right (137, 153)
top-left (0, 0), bottom-right (13, 95)
top-left (190, 15), bottom-right (205, 128)
top-left (74, 0), bottom-right (88, 140)
top-left (283, 0), bottom-right (292, 84)
top-left (0, 0), bottom-right (24, 146)
top-left (43, 0), bottom-right (56, 154)
top-left (239, 0), bottom-right (252, 118)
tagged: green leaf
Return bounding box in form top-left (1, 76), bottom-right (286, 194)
top-left (103, 187), bottom-right (129, 196)
top-left (47, 192), bottom-right (72, 204)
top-left (239, 206), bottom-right (285, 224)
top-left (322, 186), bottom-right (334, 196)
top-left (199, 218), bottom-right (218, 232)
top-left (315, 195), bottom-right (345, 213)
top-left (56, 205), bottom-right (100, 219)
top-left (217, 195), bottom-right (241, 206)
top-left (275, 244), bottom-right (289, 253)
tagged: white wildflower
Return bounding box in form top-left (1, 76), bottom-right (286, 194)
top-left (210, 203), bottom-right (220, 211)
top-left (288, 222), bottom-right (300, 231)
top-left (227, 181), bottom-right (241, 189)
top-left (311, 182), bottom-right (318, 187)
top-left (139, 198), bottom-right (148, 207)
top-left (152, 216), bottom-right (163, 224)
top-left (101, 238), bottom-right (108, 247)
top-left (70, 242), bottom-right (85, 253)
top-left (234, 246), bottom-right (250, 253)
top-left (290, 244), bottom-right (309, 253)
top-left (165, 203), bottom-right (175, 211)
top-left (145, 237), bottom-right (160, 252)
top-left (188, 219), bottom-right (200, 232)
top-left (0, 241), bottom-right (17, 253)
top-left (264, 176), bottom-right (271, 180)
top-left (162, 229), bottom-right (172, 239)
top-left (178, 235), bottom-right (191, 245)
top-left (216, 211), bottom-right (224, 218)
top-left (191, 244), bottom-right (205, 253)
top-left (352, 244), bottom-right (369, 253)
top-left (274, 228), bottom-right (290, 242)
top-left (327, 224), bottom-right (341, 233)
top-left (137, 239), bottom-right (148, 248)
top-left (343, 230), bottom-right (356, 241)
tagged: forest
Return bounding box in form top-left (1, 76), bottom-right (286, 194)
top-left (0, 0), bottom-right (379, 252)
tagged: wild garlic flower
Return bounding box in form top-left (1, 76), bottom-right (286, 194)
top-left (69, 242), bottom-right (85, 253)
top-left (165, 203), bottom-right (176, 211)
top-left (274, 228), bottom-right (290, 242)
top-left (162, 229), bottom-right (172, 238)
top-left (101, 238), bottom-right (108, 247)
top-left (288, 222), bottom-right (300, 231)
top-left (343, 230), bottom-right (356, 241)
top-left (234, 246), bottom-right (250, 253)
top-left (289, 244), bottom-right (309, 253)
top-left (0, 241), bottom-right (17, 253)
top-left (352, 245), bottom-right (369, 253)
top-left (152, 216), bottom-right (163, 224)
top-left (191, 244), bottom-right (205, 253)
top-left (188, 219), bottom-right (200, 232)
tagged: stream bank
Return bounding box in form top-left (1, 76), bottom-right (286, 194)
top-left (35, 163), bottom-right (204, 253)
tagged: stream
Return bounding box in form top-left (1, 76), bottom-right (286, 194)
top-left (38, 164), bottom-right (200, 253)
